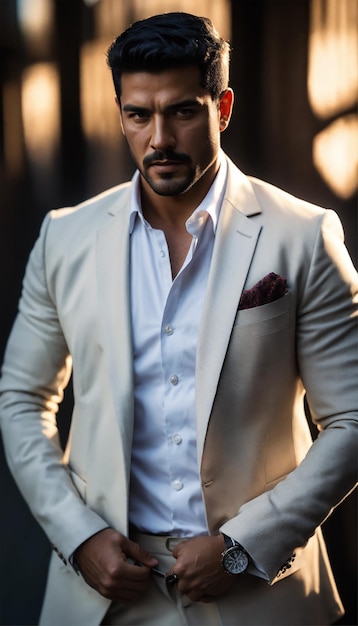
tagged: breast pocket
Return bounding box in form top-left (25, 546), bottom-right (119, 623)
top-left (233, 290), bottom-right (291, 336)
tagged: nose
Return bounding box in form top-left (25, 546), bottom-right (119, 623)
top-left (150, 115), bottom-right (175, 151)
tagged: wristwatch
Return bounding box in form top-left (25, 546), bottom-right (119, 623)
top-left (221, 533), bottom-right (249, 575)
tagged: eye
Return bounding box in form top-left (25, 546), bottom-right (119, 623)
top-left (174, 108), bottom-right (195, 119)
top-left (127, 111), bottom-right (150, 123)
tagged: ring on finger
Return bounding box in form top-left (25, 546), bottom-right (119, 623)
top-left (166, 573), bottom-right (179, 586)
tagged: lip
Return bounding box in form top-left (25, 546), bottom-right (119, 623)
top-left (150, 160), bottom-right (184, 172)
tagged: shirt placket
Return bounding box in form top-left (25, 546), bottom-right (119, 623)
top-left (159, 224), bottom-right (207, 527)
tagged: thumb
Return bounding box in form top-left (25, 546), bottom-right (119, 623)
top-left (123, 537), bottom-right (158, 567)
top-left (171, 538), bottom-right (188, 559)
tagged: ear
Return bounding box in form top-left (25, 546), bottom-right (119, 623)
top-left (115, 96), bottom-right (125, 135)
top-left (219, 88), bottom-right (234, 132)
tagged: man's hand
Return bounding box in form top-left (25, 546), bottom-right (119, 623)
top-left (170, 535), bottom-right (237, 602)
top-left (74, 528), bottom-right (158, 601)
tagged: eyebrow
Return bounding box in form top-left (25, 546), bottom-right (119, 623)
top-left (122, 99), bottom-right (203, 114)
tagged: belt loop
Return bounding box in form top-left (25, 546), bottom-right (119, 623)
top-left (166, 537), bottom-right (181, 552)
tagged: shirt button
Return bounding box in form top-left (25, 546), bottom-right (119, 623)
top-left (164, 325), bottom-right (174, 335)
top-left (172, 480), bottom-right (183, 491)
top-left (173, 434), bottom-right (182, 444)
top-left (159, 250), bottom-right (165, 257)
top-left (169, 374), bottom-right (179, 385)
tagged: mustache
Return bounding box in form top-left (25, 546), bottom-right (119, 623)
top-left (143, 150), bottom-right (191, 167)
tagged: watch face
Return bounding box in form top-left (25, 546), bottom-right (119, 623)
top-left (223, 546), bottom-right (249, 574)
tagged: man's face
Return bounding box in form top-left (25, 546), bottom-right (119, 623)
top-left (118, 66), bottom-right (232, 198)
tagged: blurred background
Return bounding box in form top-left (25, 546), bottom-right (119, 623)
top-left (0, 0), bottom-right (357, 624)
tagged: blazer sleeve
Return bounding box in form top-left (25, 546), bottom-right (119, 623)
top-left (0, 213), bottom-right (108, 561)
top-left (220, 209), bottom-right (358, 583)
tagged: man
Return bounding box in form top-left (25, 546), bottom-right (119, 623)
top-left (0, 12), bottom-right (357, 626)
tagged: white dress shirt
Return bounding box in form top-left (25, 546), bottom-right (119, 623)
top-left (128, 155), bottom-right (227, 537)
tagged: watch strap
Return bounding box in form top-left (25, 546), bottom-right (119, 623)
top-left (222, 533), bottom-right (240, 550)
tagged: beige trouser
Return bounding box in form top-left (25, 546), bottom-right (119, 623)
top-left (101, 530), bottom-right (225, 626)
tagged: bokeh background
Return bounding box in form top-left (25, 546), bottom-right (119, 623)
top-left (0, 1), bottom-right (357, 624)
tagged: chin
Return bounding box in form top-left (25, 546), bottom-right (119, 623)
top-left (147, 176), bottom-right (195, 197)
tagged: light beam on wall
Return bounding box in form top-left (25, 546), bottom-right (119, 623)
top-left (22, 63), bottom-right (60, 166)
top-left (313, 114), bottom-right (358, 200)
top-left (80, 41), bottom-right (122, 145)
top-left (308, 0), bottom-right (358, 199)
top-left (308, 0), bottom-right (357, 119)
top-left (17, 0), bottom-right (54, 54)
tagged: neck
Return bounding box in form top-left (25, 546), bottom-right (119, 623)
top-left (140, 193), bottom-right (192, 230)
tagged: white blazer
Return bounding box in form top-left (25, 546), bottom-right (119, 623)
top-left (0, 156), bottom-right (357, 625)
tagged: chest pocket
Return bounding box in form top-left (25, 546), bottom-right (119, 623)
top-left (233, 290), bottom-right (291, 336)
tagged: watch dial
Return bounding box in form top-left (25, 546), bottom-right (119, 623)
top-left (224, 547), bottom-right (249, 574)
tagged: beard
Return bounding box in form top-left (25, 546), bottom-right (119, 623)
top-left (134, 149), bottom-right (198, 197)
top-left (141, 169), bottom-right (197, 196)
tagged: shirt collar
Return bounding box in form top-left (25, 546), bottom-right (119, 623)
top-left (129, 150), bottom-right (228, 235)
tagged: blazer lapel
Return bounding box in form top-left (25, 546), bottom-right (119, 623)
top-left (96, 189), bottom-right (134, 468)
top-left (196, 161), bottom-right (262, 461)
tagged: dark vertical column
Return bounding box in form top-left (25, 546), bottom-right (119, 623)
top-left (223, 0), bottom-right (266, 174)
top-left (54, 0), bottom-right (85, 205)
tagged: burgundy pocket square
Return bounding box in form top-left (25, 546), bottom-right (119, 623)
top-left (239, 272), bottom-right (287, 310)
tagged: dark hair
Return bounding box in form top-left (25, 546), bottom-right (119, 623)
top-left (107, 12), bottom-right (230, 101)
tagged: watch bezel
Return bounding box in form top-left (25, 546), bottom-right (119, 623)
top-left (221, 543), bottom-right (249, 575)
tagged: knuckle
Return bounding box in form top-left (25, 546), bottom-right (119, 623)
top-left (98, 581), bottom-right (116, 599)
top-left (106, 563), bottom-right (122, 579)
top-left (174, 564), bottom-right (185, 577)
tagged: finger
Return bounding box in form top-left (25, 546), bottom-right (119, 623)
top-left (112, 558), bottom-right (152, 583)
top-left (123, 537), bottom-right (158, 568)
top-left (95, 562), bottom-right (151, 601)
top-left (171, 539), bottom-right (189, 558)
